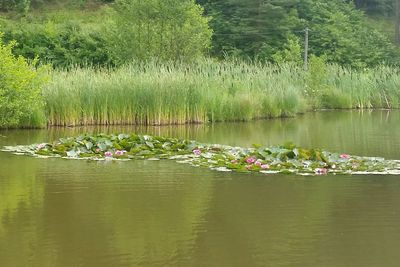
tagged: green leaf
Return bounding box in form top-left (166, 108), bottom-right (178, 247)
top-left (98, 143), bottom-right (107, 151)
top-left (85, 141), bottom-right (93, 150)
top-left (286, 151), bottom-right (296, 159)
top-left (145, 141), bottom-right (154, 149)
top-left (282, 142), bottom-right (296, 150)
top-left (4, 133), bottom-right (400, 176)
top-left (118, 134), bottom-right (129, 141)
top-left (66, 150), bottom-right (78, 157)
top-left (162, 142), bottom-right (171, 150)
top-left (105, 140), bottom-right (113, 147)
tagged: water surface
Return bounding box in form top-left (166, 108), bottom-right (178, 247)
top-left (1, 110), bottom-right (400, 267)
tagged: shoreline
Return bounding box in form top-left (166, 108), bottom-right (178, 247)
top-left (0, 108), bottom-right (396, 130)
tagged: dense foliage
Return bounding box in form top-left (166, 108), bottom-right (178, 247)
top-left (107, 0), bottom-right (212, 63)
top-left (1, 0), bottom-right (108, 12)
top-left (1, 0), bottom-right (399, 67)
top-left (0, 34), bottom-right (48, 128)
top-left (200, 0), bottom-right (399, 67)
top-left (301, 1), bottom-right (399, 67)
top-left (0, 0), bottom-right (212, 66)
top-left (0, 0), bottom-right (30, 13)
top-left (0, 19), bottom-right (113, 68)
top-left (353, 0), bottom-right (394, 16)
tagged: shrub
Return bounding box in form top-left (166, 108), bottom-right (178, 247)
top-left (0, 33), bottom-right (48, 128)
top-left (1, 20), bottom-right (114, 68)
top-left (0, 0), bottom-right (30, 13)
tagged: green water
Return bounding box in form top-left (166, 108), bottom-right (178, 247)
top-left (1, 110), bottom-right (400, 267)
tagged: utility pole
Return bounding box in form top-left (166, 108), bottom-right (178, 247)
top-left (396, 0), bottom-right (400, 44)
top-left (304, 27), bottom-right (309, 71)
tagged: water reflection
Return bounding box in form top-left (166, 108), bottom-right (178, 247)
top-left (0, 155), bottom-right (45, 266)
top-left (1, 110), bottom-right (400, 267)
top-left (2, 110), bottom-right (399, 158)
top-left (186, 174), bottom-right (400, 267)
top-left (0, 159), bottom-right (214, 266)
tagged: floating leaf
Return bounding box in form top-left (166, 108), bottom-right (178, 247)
top-left (252, 144), bottom-right (262, 149)
top-left (2, 133), bottom-right (400, 176)
top-left (85, 142), bottom-right (93, 150)
top-left (105, 140), bottom-right (113, 147)
top-left (118, 134), bottom-right (128, 141)
top-left (98, 142), bottom-right (107, 151)
top-left (66, 150), bottom-right (78, 157)
top-left (145, 141), bottom-right (154, 149)
top-left (282, 142), bottom-right (296, 150)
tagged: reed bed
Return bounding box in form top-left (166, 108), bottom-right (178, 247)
top-left (43, 60), bottom-right (400, 126)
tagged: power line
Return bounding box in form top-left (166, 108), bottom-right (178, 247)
top-left (212, 28), bottom-right (396, 37)
top-left (213, 32), bottom-right (305, 36)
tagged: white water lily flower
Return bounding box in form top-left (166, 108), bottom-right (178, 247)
top-left (213, 167), bottom-right (232, 172)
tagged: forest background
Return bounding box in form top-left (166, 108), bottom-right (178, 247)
top-left (1, 0), bottom-right (399, 68)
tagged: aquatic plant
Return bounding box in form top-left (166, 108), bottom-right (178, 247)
top-left (43, 60), bottom-right (400, 127)
top-left (3, 134), bottom-right (400, 176)
top-left (44, 60), bottom-right (306, 126)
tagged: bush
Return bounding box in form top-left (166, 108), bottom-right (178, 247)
top-left (0, 33), bottom-right (48, 128)
top-left (1, 20), bottom-right (114, 68)
top-left (0, 0), bottom-right (30, 13)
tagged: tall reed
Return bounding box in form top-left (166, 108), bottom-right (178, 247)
top-left (43, 59), bottom-right (400, 126)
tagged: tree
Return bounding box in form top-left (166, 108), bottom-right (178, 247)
top-left (352, 0), bottom-right (393, 16)
top-left (107, 0), bottom-right (212, 63)
top-left (198, 0), bottom-right (400, 67)
top-left (298, 0), bottom-right (399, 67)
top-left (271, 34), bottom-right (302, 64)
top-left (199, 0), bottom-right (303, 60)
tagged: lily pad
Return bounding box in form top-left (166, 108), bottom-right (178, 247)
top-left (2, 133), bottom-right (400, 176)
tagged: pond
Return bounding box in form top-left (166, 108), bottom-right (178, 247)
top-left (1, 110), bottom-right (400, 267)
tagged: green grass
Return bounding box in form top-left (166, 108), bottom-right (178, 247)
top-left (42, 59), bottom-right (400, 127)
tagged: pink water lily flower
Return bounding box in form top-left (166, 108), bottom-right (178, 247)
top-left (261, 164), bottom-right (270, 169)
top-left (246, 157), bottom-right (256, 164)
top-left (95, 148), bottom-right (101, 153)
top-left (104, 151), bottom-right (113, 157)
top-left (255, 161), bottom-right (262, 167)
top-left (231, 159), bottom-right (238, 164)
top-left (37, 143), bottom-right (46, 149)
top-left (115, 150), bottom-right (126, 156)
top-left (340, 154), bottom-right (350, 159)
top-left (245, 165), bottom-right (252, 170)
top-left (193, 149), bottom-right (201, 156)
top-left (315, 168), bottom-right (328, 175)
